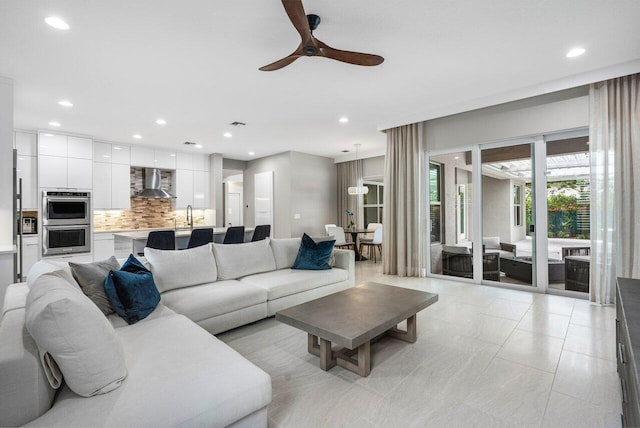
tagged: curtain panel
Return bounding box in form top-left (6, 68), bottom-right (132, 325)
top-left (336, 160), bottom-right (364, 228)
top-left (589, 73), bottom-right (640, 304)
top-left (382, 123), bottom-right (425, 277)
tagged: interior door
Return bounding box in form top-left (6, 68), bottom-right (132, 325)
top-left (227, 193), bottom-right (241, 226)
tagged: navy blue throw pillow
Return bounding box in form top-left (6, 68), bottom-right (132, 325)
top-left (104, 254), bottom-right (160, 325)
top-left (292, 233), bottom-right (336, 270)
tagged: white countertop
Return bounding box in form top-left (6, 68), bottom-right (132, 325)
top-left (0, 245), bottom-right (17, 255)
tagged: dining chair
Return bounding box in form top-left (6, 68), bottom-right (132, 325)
top-left (324, 224), bottom-right (337, 235)
top-left (359, 225), bottom-right (383, 262)
top-left (146, 230), bottom-right (176, 250)
top-left (327, 226), bottom-right (354, 250)
top-left (364, 222), bottom-right (382, 240)
top-left (223, 226), bottom-right (245, 244)
top-left (251, 224), bottom-right (271, 241)
top-left (187, 228), bottom-right (213, 249)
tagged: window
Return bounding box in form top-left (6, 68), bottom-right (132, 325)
top-left (363, 182), bottom-right (383, 226)
top-left (429, 162), bottom-right (442, 243)
top-left (513, 184), bottom-right (522, 226)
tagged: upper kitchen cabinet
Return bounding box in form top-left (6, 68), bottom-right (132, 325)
top-left (93, 142), bottom-right (112, 162)
top-left (111, 144), bottom-right (130, 164)
top-left (177, 152), bottom-right (193, 170)
top-left (130, 146), bottom-right (175, 169)
top-left (14, 132), bottom-right (38, 209)
top-left (192, 153), bottom-right (209, 171)
top-left (93, 141), bottom-right (131, 210)
top-left (38, 132), bottom-right (92, 189)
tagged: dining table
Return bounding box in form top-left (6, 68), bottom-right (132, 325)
top-left (347, 229), bottom-right (370, 261)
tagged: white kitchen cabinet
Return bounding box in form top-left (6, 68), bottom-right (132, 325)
top-left (16, 155), bottom-right (38, 209)
top-left (67, 158), bottom-right (92, 189)
top-left (154, 149), bottom-right (176, 169)
top-left (111, 144), bottom-right (130, 164)
top-left (39, 155), bottom-right (68, 188)
top-left (94, 233), bottom-right (115, 260)
top-left (93, 142), bottom-right (112, 162)
top-left (111, 163), bottom-right (131, 209)
top-left (177, 152), bottom-right (193, 170)
top-left (130, 146), bottom-right (155, 167)
top-left (67, 136), bottom-right (93, 159)
top-left (193, 170), bottom-right (210, 209)
top-left (192, 154), bottom-right (209, 171)
top-left (175, 169), bottom-right (194, 208)
top-left (38, 133), bottom-right (67, 156)
top-left (18, 235), bottom-right (39, 280)
top-left (15, 132), bottom-right (37, 156)
top-left (92, 162), bottom-right (112, 209)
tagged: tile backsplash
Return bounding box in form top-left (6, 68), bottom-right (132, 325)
top-left (93, 167), bottom-right (206, 231)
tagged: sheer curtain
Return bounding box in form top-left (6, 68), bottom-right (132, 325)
top-left (336, 160), bottom-right (364, 228)
top-left (382, 123), bottom-right (425, 276)
top-left (589, 73), bottom-right (640, 304)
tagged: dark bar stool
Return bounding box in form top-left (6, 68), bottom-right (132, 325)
top-left (187, 228), bottom-right (214, 249)
top-left (146, 230), bottom-right (175, 250)
top-left (251, 225), bottom-right (271, 242)
top-left (223, 226), bottom-right (245, 244)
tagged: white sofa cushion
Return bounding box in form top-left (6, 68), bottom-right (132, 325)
top-left (25, 271), bottom-right (127, 397)
top-left (483, 236), bottom-right (501, 250)
top-left (161, 280), bottom-right (267, 322)
top-left (270, 237), bottom-right (301, 270)
top-left (145, 244), bottom-right (217, 293)
top-left (2, 283), bottom-right (29, 316)
top-left (25, 314), bottom-right (272, 428)
top-left (213, 239), bottom-right (277, 280)
top-left (27, 260), bottom-right (78, 290)
top-left (240, 267), bottom-right (349, 301)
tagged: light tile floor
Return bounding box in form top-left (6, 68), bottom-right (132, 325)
top-left (217, 261), bottom-right (621, 428)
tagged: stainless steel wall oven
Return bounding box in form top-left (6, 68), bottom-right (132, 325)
top-left (42, 191), bottom-right (91, 256)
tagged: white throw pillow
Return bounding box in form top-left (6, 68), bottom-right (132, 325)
top-left (270, 238), bottom-right (302, 270)
top-left (442, 245), bottom-right (470, 255)
top-left (25, 271), bottom-right (127, 397)
top-left (213, 238), bottom-right (277, 280)
top-left (483, 236), bottom-right (501, 250)
top-left (145, 244), bottom-right (217, 293)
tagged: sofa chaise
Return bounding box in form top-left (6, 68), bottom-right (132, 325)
top-left (0, 237), bottom-right (355, 427)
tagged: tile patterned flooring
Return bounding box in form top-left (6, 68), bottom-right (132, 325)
top-left (217, 261), bottom-right (621, 428)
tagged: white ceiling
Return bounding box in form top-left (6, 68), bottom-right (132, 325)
top-left (1, 1), bottom-right (640, 162)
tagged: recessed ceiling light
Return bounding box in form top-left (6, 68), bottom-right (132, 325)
top-left (248, 152), bottom-right (255, 156)
top-left (195, 144), bottom-right (203, 149)
top-left (339, 117), bottom-right (349, 123)
top-left (566, 47), bottom-right (586, 58)
top-left (58, 100), bottom-right (73, 107)
top-left (48, 121), bottom-right (61, 127)
top-left (155, 119), bottom-right (166, 125)
top-left (223, 132), bottom-right (232, 138)
top-left (45, 17), bottom-right (69, 30)
top-left (132, 134), bottom-right (142, 139)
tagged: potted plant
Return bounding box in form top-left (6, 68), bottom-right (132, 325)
top-left (345, 209), bottom-right (355, 231)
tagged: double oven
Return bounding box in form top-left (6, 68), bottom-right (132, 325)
top-left (42, 191), bottom-right (91, 256)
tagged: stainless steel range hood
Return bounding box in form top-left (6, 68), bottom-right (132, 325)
top-left (136, 168), bottom-right (176, 199)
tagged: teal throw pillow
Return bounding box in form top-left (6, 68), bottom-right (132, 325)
top-left (292, 233), bottom-right (335, 270)
top-left (104, 254), bottom-right (160, 325)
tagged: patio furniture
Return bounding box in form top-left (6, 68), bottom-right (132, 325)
top-left (561, 246), bottom-right (590, 259)
top-left (223, 226), bottom-right (245, 244)
top-left (187, 228), bottom-right (213, 248)
top-left (500, 256), bottom-right (565, 284)
top-left (327, 226), bottom-right (355, 251)
top-left (441, 247), bottom-right (500, 281)
top-left (565, 255), bottom-right (590, 292)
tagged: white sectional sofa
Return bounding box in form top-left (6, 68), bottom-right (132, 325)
top-left (0, 237), bottom-right (355, 427)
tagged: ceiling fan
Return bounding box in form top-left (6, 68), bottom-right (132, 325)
top-left (259, 0), bottom-right (384, 71)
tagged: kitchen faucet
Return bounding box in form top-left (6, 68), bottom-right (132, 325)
top-left (186, 205), bottom-right (193, 230)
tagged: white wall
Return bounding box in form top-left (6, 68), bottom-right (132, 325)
top-left (243, 151), bottom-right (336, 238)
top-left (424, 86), bottom-right (589, 151)
top-left (0, 76), bottom-right (14, 308)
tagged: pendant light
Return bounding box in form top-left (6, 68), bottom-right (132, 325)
top-left (348, 144), bottom-right (369, 195)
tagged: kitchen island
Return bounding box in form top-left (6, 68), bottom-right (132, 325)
top-left (112, 227), bottom-right (255, 258)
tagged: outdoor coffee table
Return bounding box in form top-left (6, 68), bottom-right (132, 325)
top-left (275, 282), bottom-right (438, 377)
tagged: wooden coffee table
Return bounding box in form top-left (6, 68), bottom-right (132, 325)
top-left (275, 282), bottom-right (438, 377)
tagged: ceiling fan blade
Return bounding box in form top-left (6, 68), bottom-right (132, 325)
top-left (317, 40), bottom-right (384, 67)
top-left (259, 52), bottom-right (303, 71)
top-left (282, 0), bottom-right (313, 43)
